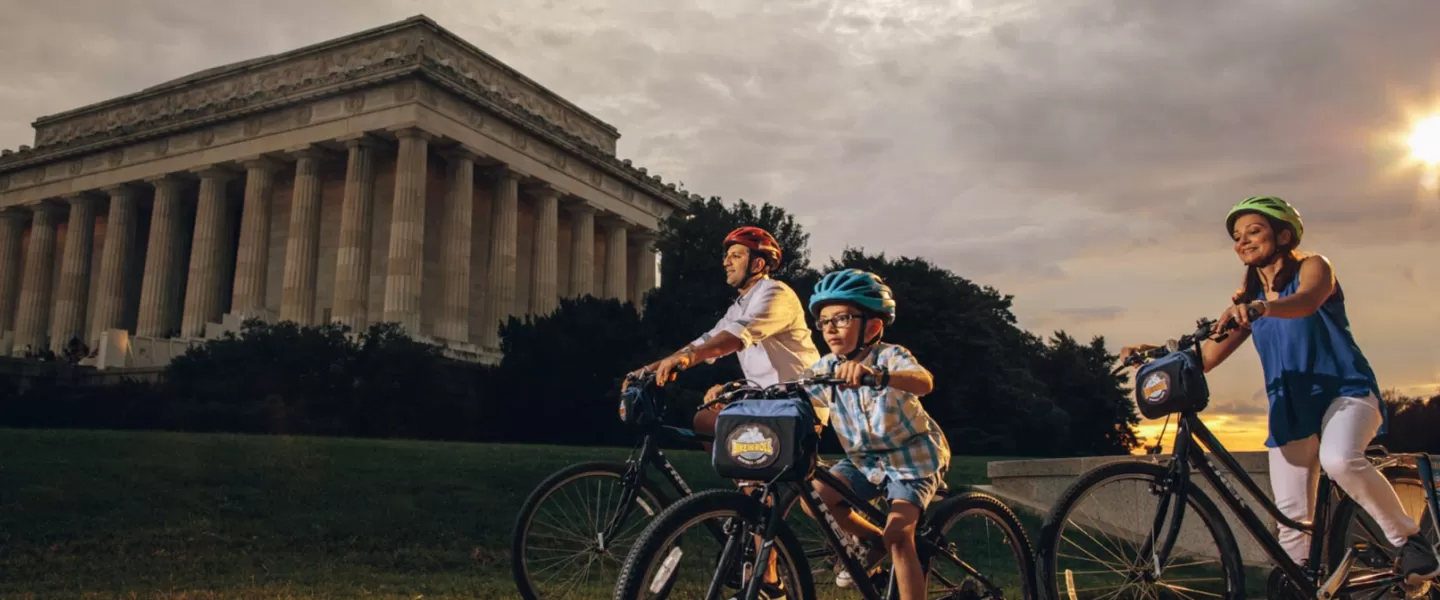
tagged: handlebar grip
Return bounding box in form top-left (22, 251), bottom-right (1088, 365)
top-left (860, 373), bottom-right (879, 387)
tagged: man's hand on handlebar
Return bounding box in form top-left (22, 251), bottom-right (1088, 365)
top-left (652, 353), bottom-right (692, 388)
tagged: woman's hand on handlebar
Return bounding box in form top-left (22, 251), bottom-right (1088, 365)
top-left (1213, 300), bottom-right (1267, 334)
top-left (834, 360), bottom-right (876, 389)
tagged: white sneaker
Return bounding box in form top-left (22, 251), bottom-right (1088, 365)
top-left (835, 568), bottom-right (854, 588)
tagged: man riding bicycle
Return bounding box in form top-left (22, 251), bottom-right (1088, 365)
top-left (628, 225), bottom-right (821, 599)
top-left (631, 225), bottom-right (823, 443)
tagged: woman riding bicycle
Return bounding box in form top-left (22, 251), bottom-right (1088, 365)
top-left (1121, 195), bottom-right (1439, 583)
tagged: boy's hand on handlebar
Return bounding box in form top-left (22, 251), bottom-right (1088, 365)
top-left (702, 384), bottom-right (727, 411)
top-left (834, 361), bottom-right (876, 389)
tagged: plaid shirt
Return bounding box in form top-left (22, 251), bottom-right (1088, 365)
top-left (806, 343), bottom-right (950, 483)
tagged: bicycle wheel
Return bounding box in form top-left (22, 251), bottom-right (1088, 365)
top-left (1326, 465), bottom-right (1439, 600)
top-left (613, 488), bottom-right (816, 600)
top-left (1038, 460), bottom-right (1246, 600)
top-left (922, 491), bottom-right (1038, 599)
top-left (511, 460), bottom-right (672, 600)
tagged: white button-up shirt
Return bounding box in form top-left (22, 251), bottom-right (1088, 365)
top-left (691, 277), bottom-right (824, 419)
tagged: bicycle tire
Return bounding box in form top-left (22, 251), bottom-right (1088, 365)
top-left (922, 491), bottom-right (1039, 600)
top-left (1325, 465), bottom-right (1439, 600)
top-left (612, 488), bottom-right (816, 600)
top-left (1037, 460), bottom-right (1246, 600)
top-left (511, 460), bottom-right (672, 600)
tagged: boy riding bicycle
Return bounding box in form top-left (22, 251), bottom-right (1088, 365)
top-left (805, 269), bottom-right (951, 600)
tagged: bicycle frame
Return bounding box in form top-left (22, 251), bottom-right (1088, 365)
top-left (600, 426), bottom-right (713, 549)
top-left (1151, 410), bottom-right (1440, 598)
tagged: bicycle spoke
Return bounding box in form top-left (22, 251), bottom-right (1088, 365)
top-left (518, 467), bottom-right (666, 600)
top-left (1048, 468), bottom-right (1237, 600)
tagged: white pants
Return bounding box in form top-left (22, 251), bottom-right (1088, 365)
top-left (1269, 393), bottom-right (1421, 563)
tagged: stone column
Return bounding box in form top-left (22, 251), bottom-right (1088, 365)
top-left (381, 128), bottom-right (432, 334)
top-left (331, 134), bottom-right (381, 329)
top-left (435, 148), bottom-right (476, 342)
top-left (0, 211), bottom-right (27, 336)
top-left (181, 168), bottom-right (235, 338)
top-left (631, 231), bottom-right (658, 310)
top-left (603, 219), bottom-right (629, 303)
top-left (479, 167), bottom-right (520, 349)
top-left (280, 147), bottom-right (326, 325)
top-left (529, 186), bottom-right (561, 316)
top-left (230, 156), bottom-right (280, 318)
top-left (13, 203), bottom-right (61, 353)
top-left (566, 203), bottom-right (595, 298)
top-left (90, 186), bottom-right (138, 340)
top-left (50, 195), bottom-right (97, 350)
top-left (137, 176), bottom-right (184, 337)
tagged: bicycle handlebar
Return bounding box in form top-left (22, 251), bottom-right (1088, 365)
top-left (1112, 305), bottom-right (1262, 376)
top-left (696, 372), bottom-right (881, 411)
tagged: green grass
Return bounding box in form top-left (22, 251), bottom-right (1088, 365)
top-left (0, 428), bottom-right (1021, 599)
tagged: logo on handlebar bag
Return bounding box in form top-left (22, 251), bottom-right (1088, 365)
top-left (1142, 371), bottom-right (1171, 404)
top-left (727, 424), bottom-right (780, 468)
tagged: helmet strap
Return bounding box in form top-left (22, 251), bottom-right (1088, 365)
top-left (842, 316), bottom-right (883, 361)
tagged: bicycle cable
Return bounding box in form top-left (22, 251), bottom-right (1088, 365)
top-left (1148, 414), bottom-right (1172, 455)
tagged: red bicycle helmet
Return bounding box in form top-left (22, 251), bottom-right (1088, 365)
top-left (723, 226), bottom-right (782, 269)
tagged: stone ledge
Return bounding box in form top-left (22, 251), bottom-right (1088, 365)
top-left (988, 451), bottom-right (1271, 479)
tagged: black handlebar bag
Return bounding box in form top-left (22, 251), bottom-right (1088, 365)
top-left (712, 398), bottom-right (817, 482)
top-left (1134, 348), bottom-right (1210, 420)
top-left (619, 382), bottom-right (660, 427)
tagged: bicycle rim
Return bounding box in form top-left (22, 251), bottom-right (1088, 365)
top-left (614, 489), bottom-right (814, 600)
top-left (1040, 461), bottom-right (1244, 600)
top-left (514, 462), bottom-right (665, 600)
top-left (924, 492), bottom-right (1038, 599)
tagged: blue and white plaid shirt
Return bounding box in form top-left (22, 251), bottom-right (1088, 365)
top-left (806, 342), bottom-right (950, 483)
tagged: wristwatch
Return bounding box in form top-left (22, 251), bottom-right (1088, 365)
top-left (677, 346), bottom-right (696, 365)
top-left (873, 366), bottom-right (890, 390)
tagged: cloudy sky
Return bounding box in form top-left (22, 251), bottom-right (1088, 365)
top-left (3, 0), bottom-right (1438, 451)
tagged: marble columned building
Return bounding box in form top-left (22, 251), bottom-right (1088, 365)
top-left (0, 16), bottom-right (693, 366)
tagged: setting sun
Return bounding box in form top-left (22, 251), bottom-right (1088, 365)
top-left (1409, 115), bottom-right (1440, 165)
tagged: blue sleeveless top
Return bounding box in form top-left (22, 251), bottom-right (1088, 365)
top-left (1249, 261), bottom-right (1384, 448)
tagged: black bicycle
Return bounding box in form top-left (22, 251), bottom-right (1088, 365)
top-left (611, 374), bottom-right (1037, 600)
top-left (1036, 315), bottom-right (1440, 599)
top-left (510, 371), bottom-right (841, 600)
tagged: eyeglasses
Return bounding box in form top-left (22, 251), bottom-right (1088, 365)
top-left (815, 313), bottom-right (863, 331)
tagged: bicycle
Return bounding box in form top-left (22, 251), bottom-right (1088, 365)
top-left (510, 371), bottom-right (842, 600)
top-left (1035, 313), bottom-right (1440, 599)
top-left (611, 374), bottom-right (1038, 600)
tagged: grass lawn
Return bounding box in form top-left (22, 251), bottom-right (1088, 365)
top-left (0, 428), bottom-right (1026, 599)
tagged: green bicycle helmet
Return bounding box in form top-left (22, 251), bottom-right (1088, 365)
top-left (809, 269), bottom-right (896, 325)
top-left (1225, 196), bottom-right (1304, 245)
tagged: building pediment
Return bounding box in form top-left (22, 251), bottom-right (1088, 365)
top-left (17, 15), bottom-right (621, 160)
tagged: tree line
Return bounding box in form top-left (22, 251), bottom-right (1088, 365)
top-left (3, 197), bottom-right (1435, 456)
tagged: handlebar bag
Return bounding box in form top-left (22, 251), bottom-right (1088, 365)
top-left (713, 398), bottom-right (817, 482)
top-left (619, 382), bottom-right (660, 428)
top-left (1134, 348), bottom-right (1210, 420)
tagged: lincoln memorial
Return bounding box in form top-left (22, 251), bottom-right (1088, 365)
top-left (0, 15), bottom-right (694, 367)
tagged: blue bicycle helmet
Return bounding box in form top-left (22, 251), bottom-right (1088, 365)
top-left (809, 269), bottom-right (896, 325)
